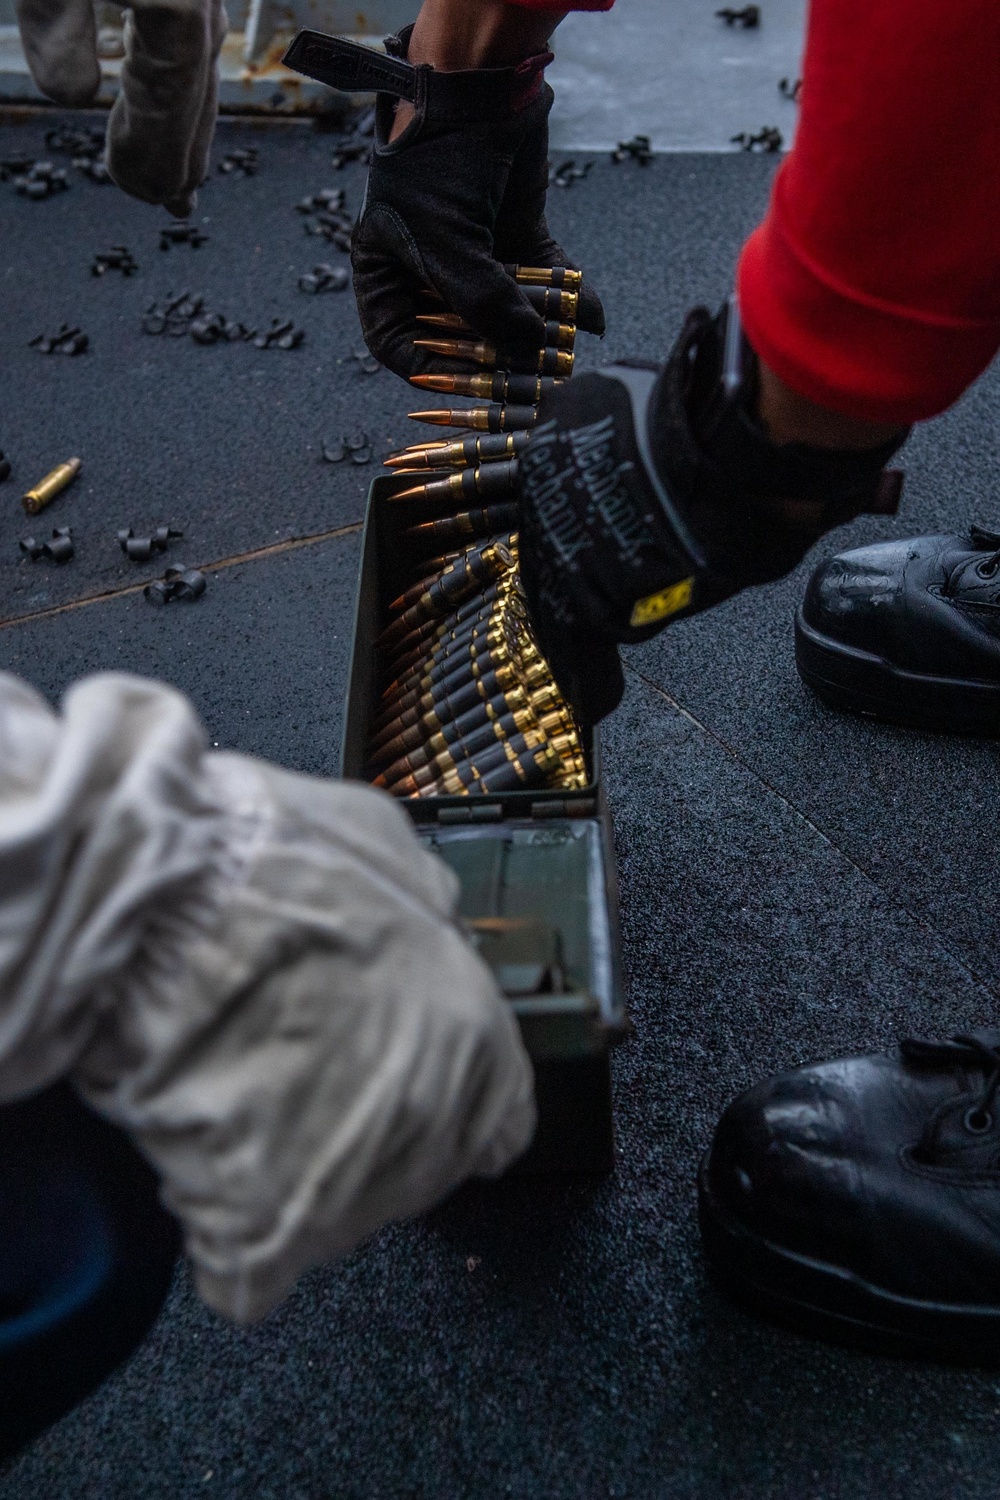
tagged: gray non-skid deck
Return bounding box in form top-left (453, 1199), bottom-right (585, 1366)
top-left (2, 114), bottom-right (1000, 1500)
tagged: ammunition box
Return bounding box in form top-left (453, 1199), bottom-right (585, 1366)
top-left (342, 472), bottom-right (629, 1175)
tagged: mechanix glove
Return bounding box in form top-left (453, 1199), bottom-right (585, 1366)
top-left (16, 0), bottom-right (225, 217)
top-left (284, 28), bottom-right (605, 380)
top-left (518, 300), bottom-right (909, 724)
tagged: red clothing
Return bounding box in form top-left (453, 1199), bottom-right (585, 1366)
top-left (516, 0), bottom-right (1000, 423)
top-left (738, 0), bottom-right (1000, 423)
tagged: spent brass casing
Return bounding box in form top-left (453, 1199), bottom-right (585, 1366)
top-left (502, 264), bottom-right (583, 290)
top-left (404, 503), bottom-right (519, 547)
top-left (415, 314), bottom-right (576, 351)
top-left (391, 459), bottom-right (519, 506)
top-left (413, 339), bottom-right (574, 378)
top-left (385, 431), bottom-right (529, 472)
top-left (409, 372), bottom-right (563, 404)
top-left (408, 405), bottom-right (538, 433)
top-left (22, 457), bottom-right (82, 516)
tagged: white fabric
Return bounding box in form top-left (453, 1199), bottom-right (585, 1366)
top-left (15, 0), bottom-right (225, 216)
top-left (0, 672), bottom-right (535, 1322)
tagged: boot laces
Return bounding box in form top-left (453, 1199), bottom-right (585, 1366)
top-left (901, 1032), bottom-right (1000, 1134)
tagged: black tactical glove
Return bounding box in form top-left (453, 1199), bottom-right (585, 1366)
top-left (284, 29), bottom-right (604, 379)
top-left (519, 300), bottom-right (909, 723)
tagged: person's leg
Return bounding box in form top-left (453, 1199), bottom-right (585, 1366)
top-left (740, 0), bottom-right (1000, 436)
top-left (0, 1083), bottom-right (180, 1461)
top-left (735, 0), bottom-right (1000, 730)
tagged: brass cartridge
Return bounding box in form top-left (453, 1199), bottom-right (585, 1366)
top-left (404, 504), bottom-right (518, 546)
top-left (22, 457), bottom-right (82, 516)
top-left (409, 372), bottom-right (563, 405)
top-left (407, 405), bottom-right (538, 433)
top-left (390, 459), bottom-right (519, 506)
top-left (502, 264), bottom-right (583, 290)
top-left (385, 431), bottom-right (529, 472)
top-left (415, 314), bottom-right (576, 350)
top-left (413, 339), bottom-right (574, 378)
top-left (418, 283), bottom-right (579, 321)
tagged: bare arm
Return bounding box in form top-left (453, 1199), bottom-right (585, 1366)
top-left (391, 0), bottom-right (568, 138)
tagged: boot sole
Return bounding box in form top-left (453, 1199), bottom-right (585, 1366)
top-left (795, 608), bottom-right (1000, 735)
top-left (698, 1151), bottom-right (1000, 1364)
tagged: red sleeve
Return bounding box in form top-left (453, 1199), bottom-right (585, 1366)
top-left (737, 0), bottom-right (1000, 425)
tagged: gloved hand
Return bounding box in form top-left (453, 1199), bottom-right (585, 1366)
top-left (348, 27), bottom-right (605, 379)
top-left (518, 300), bottom-right (909, 723)
top-left (0, 673), bottom-right (535, 1323)
top-left (16, 0), bottom-right (226, 216)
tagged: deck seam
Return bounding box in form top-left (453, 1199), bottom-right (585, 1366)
top-left (0, 520), bottom-right (364, 631)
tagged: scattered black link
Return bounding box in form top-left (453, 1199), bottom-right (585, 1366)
top-left (296, 188), bottom-right (354, 251)
top-left (45, 124), bottom-right (105, 157)
top-left (611, 134), bottom-right (653, 165)
top-left (0, 154), bottom-right (34, 181)
top-left (253, 318), bottom-right (305, 350)
top-left (30, 324), bottom-right (88, 355)
top-left (142, 293), bottom-right (257, 343)
top-left (75, 157), bottom-right (111, 183)
top-left (716, 5), bottom-right (761, 25)
top-left (329, 106), bottom-right (374, 170)
top-left (779, 76), bottom-right (802, 102)
top-left (0, 450), bottom-right (10, 484)
top-left (12, 162), bottom-right (70, 199)
top-left (20, 526), bottom-right (73, 563)
top-left (731, 126), bottom-right (783, 152)
top-left (342, 350), bottom-right (381, 377)
top-left (92, 245), bottom-right (138, 277)
top-left (324, 429), bottom-right (372, 464)
top-left (217, 147), bottom-right (258, 176)
top-left (550, 159), bottom-right (593, 188)
top-left (118, 525), bottom-right (184, 562)
top-left (298, 262), bottom-right (350, 293)
top-left (144, 566), bottom-right (207, 605)
top-left (159, 221), bottom-right (209, 250)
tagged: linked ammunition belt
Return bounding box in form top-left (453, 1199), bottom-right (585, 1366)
top-left (368, 267), bottom-right (591, 800)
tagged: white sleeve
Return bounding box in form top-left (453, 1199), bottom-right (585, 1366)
top-left (0, 672), bottom-right (535, 1323)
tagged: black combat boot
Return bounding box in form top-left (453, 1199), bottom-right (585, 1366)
top-left (796, 527), bottom-right (1000, 733)
top-left (699, 1030), bottom-right (1000, 1362)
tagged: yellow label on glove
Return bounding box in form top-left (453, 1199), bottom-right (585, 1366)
top-left (629, 577), bottom-right (694, 629)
